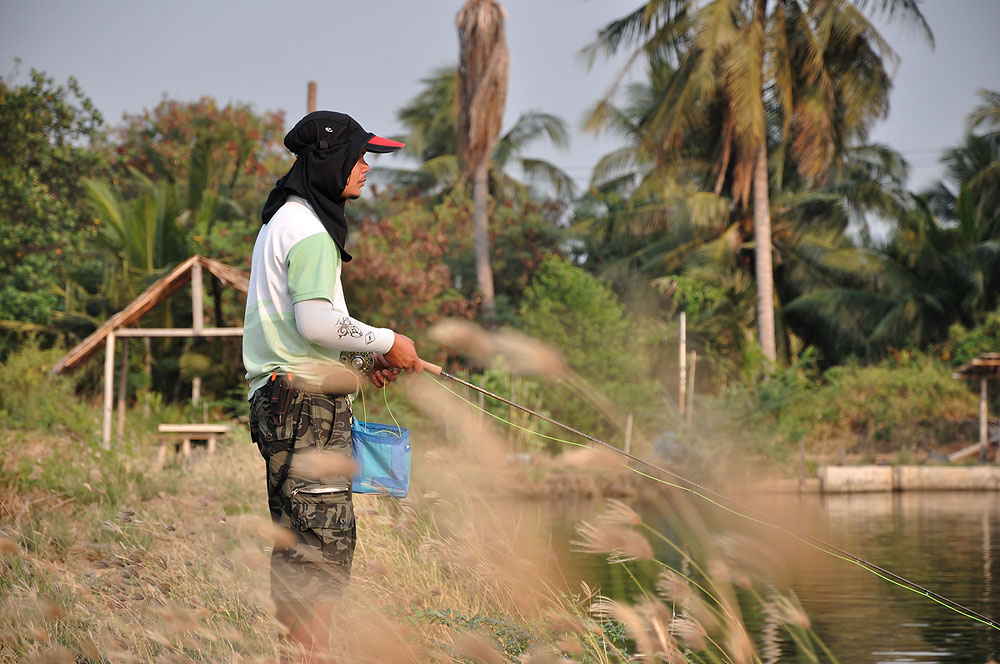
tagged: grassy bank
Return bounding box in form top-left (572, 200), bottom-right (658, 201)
top-left (0, 378), bottom-right (840, 663)
top-left (761, 353), bottom-right (980, 461)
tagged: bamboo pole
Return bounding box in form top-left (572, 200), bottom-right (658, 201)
top-left (115, 327), bottom-right (243, 337)
top-left (686, 350), bottom-right (697, 422)
top-left (307, 81), bottom-right (317, 113)
top-left (102, 332), bottom-right (116, 448)
top-left (679, 312), bottom-right (686, 416)
top-left (116, 337), bottom-right (128, 439)
top-left (143, 337), bottom-right (152, 417)
top-left (192, 261), bottom-right (204, 336)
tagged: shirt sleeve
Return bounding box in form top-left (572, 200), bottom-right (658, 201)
top-left (286, 232), bottom-right (339, 304)
top-left (293, 299), bottom-right (396, 354)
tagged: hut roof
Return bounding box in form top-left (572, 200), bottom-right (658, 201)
top-left (952, 353), bottom-right (1000, 379)
top-left (52, 256), bottom-right (248, 375)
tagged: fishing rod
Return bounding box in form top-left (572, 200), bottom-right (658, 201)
top-left (416, 360), bottom-right (1000, 632)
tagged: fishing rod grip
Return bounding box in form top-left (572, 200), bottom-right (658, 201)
top-left (420, 360), bottom-right (443, 376)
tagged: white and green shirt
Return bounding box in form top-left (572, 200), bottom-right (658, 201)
top-left (242, 196), bottom-right (394, 396)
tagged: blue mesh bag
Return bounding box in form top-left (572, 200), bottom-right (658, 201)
top-left (350, 420), bottom-right (411, 498)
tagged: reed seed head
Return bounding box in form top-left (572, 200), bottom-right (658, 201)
top-left (0, 537), bottom-right (18, 554)
top-left (572, 521), bottom-right (653, 562)
top-left (289, 448), bottom-right (357, 479)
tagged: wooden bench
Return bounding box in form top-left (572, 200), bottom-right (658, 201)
top-left (156, 423), bottom-right (231, 465)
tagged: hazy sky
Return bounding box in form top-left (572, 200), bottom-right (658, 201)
top-left (2, 0), bottom-right (999, 192)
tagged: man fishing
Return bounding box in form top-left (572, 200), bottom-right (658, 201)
top-left (243, 110), bottom-right (424, 663)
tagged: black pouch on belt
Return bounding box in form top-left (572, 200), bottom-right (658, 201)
top-left (268, 373), bottom-right (296, 427)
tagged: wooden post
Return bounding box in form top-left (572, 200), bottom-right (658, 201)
top-left (116, 337), bottom-right (128, 439)
top-left (624, 413), bottom-right (633, 455)
top-left (192, 261), bottom-right (203, 407)
top-left (102, 332), bottom-right (116, 448)
top-left (191, 260), bottom-right (204, 335)
top-left (143, 337), bottom-right (152, 417)
top-left (307, 81), bottom-right (317, 113)
top-left (686, 350), bottom-right (697, 422)
top-left (981, 376), bottom-right (989, 464)
top-left (679, 312), bottom-right (686, 416)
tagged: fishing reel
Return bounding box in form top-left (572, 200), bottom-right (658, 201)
top-left (341, 351), bottom-right (376, 376)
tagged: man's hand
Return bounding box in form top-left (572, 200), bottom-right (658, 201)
top-left (369, 353), bottom-right (401, 388)
top-left (383, 333), bottom-right (423, 373)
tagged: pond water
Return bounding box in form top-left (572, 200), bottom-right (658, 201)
top-left (535, 490), bottom-right (1000, 663)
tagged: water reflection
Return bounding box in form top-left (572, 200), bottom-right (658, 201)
top-left (531, 491), bottom-right (1000, 663)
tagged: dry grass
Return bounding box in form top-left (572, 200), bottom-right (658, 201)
top-left (0, 372), bottom-right (834, 663)
top-left (0, 408), bottom-right (580, 663)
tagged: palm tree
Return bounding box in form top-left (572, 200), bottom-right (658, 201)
top-left (387, 65), bottom-right (574, 198)
top-left (929, 91), bottom-right (1000, 234)
top-left (782, 93), bottom-right (1000, 359)
top-left (457, 0), bottom-right (509, 320)
top-left (584, 0), bottom-right (932, 363)
top-left (84, 171), bottom-right (187, 302)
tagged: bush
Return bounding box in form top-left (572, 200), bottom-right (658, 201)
top-left (943, 312), bottom-right (1000, 367)
top-left (0, 339), bottom-right (93, 434)
top-left (516, 257), bottom-right (666, 449)
top-left (773, 352), bottom-right (976, 455)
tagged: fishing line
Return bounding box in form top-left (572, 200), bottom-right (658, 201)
top-left (423, 370), bottom-right (1000, 632)
top-left (356, 379), bottom-right (403, 437)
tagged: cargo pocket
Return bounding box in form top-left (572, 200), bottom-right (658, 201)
top-left (290, 486), bottom-right (356, 569)
top-left (250, 393), bottom-right (301, 460)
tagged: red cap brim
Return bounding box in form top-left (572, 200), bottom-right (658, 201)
top-left (366, 135), bottom-right (405, 153)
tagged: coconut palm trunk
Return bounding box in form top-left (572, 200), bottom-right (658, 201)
top-left (472, 159), bottom-right (496, 309)
top-left (753, 144), bottom-right (777, 362)
top-left (457, 0), bottom-right (509, 321)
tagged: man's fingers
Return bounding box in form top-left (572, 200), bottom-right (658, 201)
top-left (370, 369), bottom-right (400, 388)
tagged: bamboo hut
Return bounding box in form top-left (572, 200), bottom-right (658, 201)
top-left (51, 255), bottom-right (248, 447)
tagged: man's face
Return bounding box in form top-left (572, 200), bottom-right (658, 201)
top-left (341, 152), bottom-right (370, 199)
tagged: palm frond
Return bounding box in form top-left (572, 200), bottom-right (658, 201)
top-left (852, 0), bottom-right (934, 46)
top-left (968, 88), bottom-right (1000, 135)
top-left (517, 157), bottom-right (576, 199)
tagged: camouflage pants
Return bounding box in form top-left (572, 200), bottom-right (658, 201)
top-left (249, 386), bottom-right (356, 603)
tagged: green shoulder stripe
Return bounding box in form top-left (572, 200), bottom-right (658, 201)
top-left (286, 232), bottom-right (340, 304)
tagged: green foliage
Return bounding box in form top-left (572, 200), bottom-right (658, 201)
top-left (84, 173), bottom-right (189, 297)
top-left (944, 311), bottom-right (1000, 367)
top-left (517, 256), bottom-right (665, 446)
top-left (1, 438), bottom-right (147, 509)
top-left (0, 338), bottom-right (91, 433)
top-left (415, 608), bottom-right (537, 659)
top-left (439, 188), bottom-right (567, 323)
top-left (772, 352), bottom-right (976, 455)
top-left (109, 96), bottom-right (286, 220)
top-left (0, 65), bottom-right (106, 326)
top-left (345, 195), bottom-right (473, 334)
top-left (347, 187), bottom-right (565, 330)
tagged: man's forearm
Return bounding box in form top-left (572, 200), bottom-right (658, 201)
top-left (293, 298), bottom-right (394, 354)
